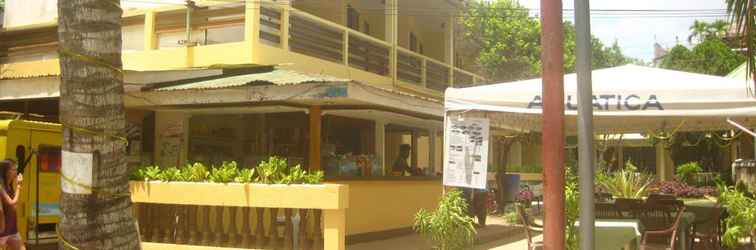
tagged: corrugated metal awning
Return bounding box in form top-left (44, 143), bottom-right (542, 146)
top-left (150, 69), bottom-right (351, 91)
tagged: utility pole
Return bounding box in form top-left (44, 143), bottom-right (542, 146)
top-left (574, 0), bottom-right (595, 249)
top-left (540, 0), bottom-right (566, 249)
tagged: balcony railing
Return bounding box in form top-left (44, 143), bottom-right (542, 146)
top-left (0, 1), bottom-right (485, 93)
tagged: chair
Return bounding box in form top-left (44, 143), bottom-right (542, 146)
top-left (690, 203), bottom-right (722, 250)
top-left (639, 201), bottom-right (687, 250)
top-left (517, 205), bottom-right (543, 250)
top-left (595, 202), bottom-right (623, 219)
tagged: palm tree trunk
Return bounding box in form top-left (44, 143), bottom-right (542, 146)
top-left (57, 0), bottom-right (140, 249)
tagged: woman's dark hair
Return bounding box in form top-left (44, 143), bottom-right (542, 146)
top-left (0, 159), bottom-right (16, 195)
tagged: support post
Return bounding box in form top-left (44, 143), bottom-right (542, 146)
top-left (656, 142), bottom-right (668, 180)
top-left (385, 0), bottom-right (398, 85)
top-left (446, 15), bottom-right (455, 87)
top-left (375, 121), bottom-right (386, 174)
top-left (574, 0), bottom-right (595, 248)
top-left (323, 209), bottom-right (346, 250)
top-left (244, 0), bottom-right (261, 53)
top-left (144, 11), bottom-right (158, 50)
top-left (280, 0), bottom-right (291, 51)
top-left (309, 106), bottom-right (322, 170)
top-left (540, 0), bottom-right (566, 249)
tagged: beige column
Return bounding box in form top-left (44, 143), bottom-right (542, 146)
top-left (280, 0), bottom-right (291, 51)
top-left (375, 120), bottom-right (386, 174)
top-left (144, 11), bottom-right (158, 50)
top-left (385, 0), bottom-right (398, 84)
top-left (309, 106), bottom-right (322, 170)
top-left (154, 111), bottom-right (189, 167)
top-left (323, 209), bottom-right (346, 250)
top-left (244, 0), bottom-right (261, 58)
top-left (446, 15), bottom-right (455, 87)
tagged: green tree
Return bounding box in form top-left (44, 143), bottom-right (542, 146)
top-left (688, 20), bottom-right (730, 44)
top-left (462, 0), bottom-right (636, 82)
top-left (659, 38), bottom-right (745, 76)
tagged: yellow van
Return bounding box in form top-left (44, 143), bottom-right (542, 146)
top-left (0, 119), bottom-right (62, 245)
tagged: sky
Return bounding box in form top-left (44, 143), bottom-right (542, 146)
top-left (516, 0), bottom-right (730, 62)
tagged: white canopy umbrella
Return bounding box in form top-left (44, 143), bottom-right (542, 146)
top-left (445, 65), bottom-right (756, 134)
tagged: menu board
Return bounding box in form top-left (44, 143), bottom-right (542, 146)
top-left (443, 117), bottom-right (489, 189)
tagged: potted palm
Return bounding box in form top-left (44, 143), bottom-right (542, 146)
top-left (414, 190), bottom-right (477, 250)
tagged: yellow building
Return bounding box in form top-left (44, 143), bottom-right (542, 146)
top-left (0, 0), bottom-right (487, 246)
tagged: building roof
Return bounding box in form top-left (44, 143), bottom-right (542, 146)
top-left (149, 68), bottom-right (350, 91)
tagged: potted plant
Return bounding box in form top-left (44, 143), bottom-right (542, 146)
top-left (414, 189), bottom-right (477, 250)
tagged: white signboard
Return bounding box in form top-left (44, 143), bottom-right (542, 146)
top-left (443, 117), bottom-right (489, 189)
top-left (61, 151), bottom-right (93, 194)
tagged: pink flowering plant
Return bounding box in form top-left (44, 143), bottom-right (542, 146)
top-left (515, 188), bottom-right (534, 207)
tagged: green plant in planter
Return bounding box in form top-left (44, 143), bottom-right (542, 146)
top-left (414, 189), bottom-right (476, 250)
top-left (281, 165), bottom-right (306, 184)
top-left (234, 168), bottom-right (256, 183)
top-left (159, 167), bottom-right (182, 182)
top-left (676, 162), bottom-right (703, 185)
top-left (257, 156), bottom-right (287, 184)
top-left (180, 162), bottom-right (210, 182)
top-left (719, 185), bottom-right (756, 249)
top-left (209, 161), bottom-right (239, 183)
top-left (131, 165), bottom-right (162, 181)
top-left (304, 171), bottom-right (324, 184)
top-left (598, 166), bottom-right (653, 199)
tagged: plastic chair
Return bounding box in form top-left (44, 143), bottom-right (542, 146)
top-left (639, 201), bottom-right (687, 250)
top-left (516, 205), bottom-right (543, 250)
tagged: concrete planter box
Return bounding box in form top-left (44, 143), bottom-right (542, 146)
top-left (129, 181), bottom-right (349, 209)
top-left (129, 181), bottom-right (349, 250)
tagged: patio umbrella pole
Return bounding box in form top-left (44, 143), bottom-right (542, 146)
top-left (540, 0), bottom-right (566, 249)
top-left (574, 0), bottom-right (595, 249)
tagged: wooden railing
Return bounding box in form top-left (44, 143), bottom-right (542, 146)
top-left (131, 182), bottom-right (349, 250)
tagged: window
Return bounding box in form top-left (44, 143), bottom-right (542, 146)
top-left (385, 124), bottom-right (433, 175)
top-left (37, 145), bottom-right (61, 173)
top-left (347, 5), bottom-right (360, 30)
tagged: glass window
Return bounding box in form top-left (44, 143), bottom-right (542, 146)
top-left (322, 115), bottom-right (377, 177)
top-left (385, 124), bottom-right (432, 176)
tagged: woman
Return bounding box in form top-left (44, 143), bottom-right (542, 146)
top-left (0, 159), bottom-right (24, 250)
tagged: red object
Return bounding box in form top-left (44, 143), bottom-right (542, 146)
top-left (540, 0), bottom-right (566, 249)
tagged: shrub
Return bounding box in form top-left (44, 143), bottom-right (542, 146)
top-left (209, 161), bottom-right (239, 183)
top-left (131, 165), bottom-right (161, 181)
top-left (414, 189), bottom-right (477, 250)
top-left (597, 169), bottom-right (654, 199)
top-left (676, 162), bottom-right (703, 185)
top-left (256, 157), bottom-right (287, 184)
top-left (159, 167), bottom-right (182, 182)
top-left (180, 162), bottom-right (209, 182)
top-left (234, 168), bottom-right (256, 183)
top-left (650, 180), bottom-right (718, 198)
top-left (718, 185), bottom-right (756, 249)
top-left (304, 171), bottom-right (324, 184)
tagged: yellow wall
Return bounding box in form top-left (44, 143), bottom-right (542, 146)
top-left (330, 180), bottom-right (442, 235)
top-left (293, 0), bottom-right (345, 25)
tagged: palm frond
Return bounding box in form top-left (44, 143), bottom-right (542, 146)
top-left (726, 0), bottom-right (756, 94)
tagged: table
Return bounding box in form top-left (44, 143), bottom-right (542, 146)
top-left (683, 199), bottom-right (720, 249)
top-left (577, 219), bottom-right (642, 250)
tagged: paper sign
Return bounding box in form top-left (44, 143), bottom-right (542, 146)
top-left (443, 117), bottom-right (489, 189)
top-left (61, 151), bottom-right (93, 194)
